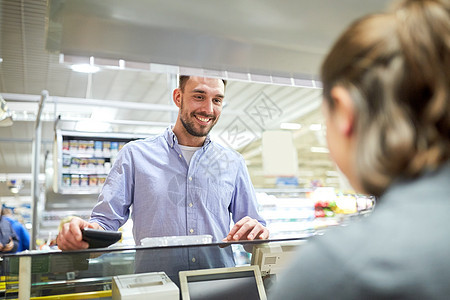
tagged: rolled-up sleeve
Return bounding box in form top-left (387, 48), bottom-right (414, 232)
top-left (90, 145), bottom-right (135, 231)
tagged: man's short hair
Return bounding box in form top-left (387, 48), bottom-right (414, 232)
top-left (178, 75), bottom-right (227, 92)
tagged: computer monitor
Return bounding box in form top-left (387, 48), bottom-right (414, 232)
top-left (179, 265), bottom-right (267, 300)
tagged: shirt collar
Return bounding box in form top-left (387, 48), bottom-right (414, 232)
top-left (164, 125), bottom-right (211, 150)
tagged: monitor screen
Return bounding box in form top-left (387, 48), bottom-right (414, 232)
top-left (179, 265), bottom-right (267, 300)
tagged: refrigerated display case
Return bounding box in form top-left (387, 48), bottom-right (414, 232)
top-left (255, 188), bottom-right (376, 238)
top-left (53, 130), bottom-right (147, 195)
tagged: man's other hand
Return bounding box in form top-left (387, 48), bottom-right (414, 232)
top-left (223, 216), bottom-right (269, 242)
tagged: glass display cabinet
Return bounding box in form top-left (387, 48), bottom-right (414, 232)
top-left (0, 237), bottom-right (308, 300)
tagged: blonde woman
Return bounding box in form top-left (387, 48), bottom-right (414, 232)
top-left (272, 0), bottom-right (450, 298)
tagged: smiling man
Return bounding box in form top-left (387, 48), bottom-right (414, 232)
top-left (57, 76), bottom-right (268, 278)
top-left (173, 76), bottom-right (223, 146)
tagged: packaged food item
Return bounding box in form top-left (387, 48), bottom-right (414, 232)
top-left (70, 157), bottom-right (81, 172)
top-left (111, 142), bottom-right (119, 156)
top-left (79, 159), bottom-right (88, 171)
top-left (62, 140), bottom-right (70, 152)
top-left (69, 140), bottom-right (79, 153)
top-left (88, 159), bottom-right (96, 172)
top-left (97, 158), bottom-right (105, 173)
top-left (62, 174), bottom-right (71, 187)
top-left (80, 175), bottom-right (89, 187)
top-left (86, 140), bottom-right (94, 154)
top-left (78, 140), bottom-right (88, 153)
top-left (104, 162), bottom-right (112, 173)
top-left (98, 175), bottom-right (107, 186)
top-left (94, 141), bottom-right (103, 157)
top-left (118, 142), bottom-right (126, 151)
top-left (88, 175), bottom-right (98, 186)
top-left (71, 174), bottom-right (80, 186)
top-left (62, 154), bottom-right (71, 169)
top-left (103, 141), bottom-right (111, 157)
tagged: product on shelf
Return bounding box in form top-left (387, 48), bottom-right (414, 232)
top-left (55, 130), bottom-right (144, 194)
top-left (104, 162), bottom-right (111, 173)
top-left (80, 175), bottom-right (89, 187)
top-left (314, 200), bottom-right (337, 218)
top-left (88, 159), bottom-right (96, 172)
top-left (97, 158), bottom-right (106, 173)
top-left (86, 140), bottom-right (94, 154)
top-left (89, 175), bottom-right (98, 186)
top-left (98, 175), bottom-right (107, 186)
top-left (62, 154), bottom-right (71, 167)
top-left (78, 140), bottom-right (88, 152)
top-left (94, 140), bottom-right (103, 156)
top-left (70, 174), bottom-right (80, 186)
top-left (62, 174), bottom-right (71, 187)
top-left (334, 194), bottom-right (358, 214)
top-left (111, 141), bottom-right (119, 155)
top-left (62, 140), bottom-right (69, 152)
top-left (79, 159), bottom-right (88, 172)
top-left (70, 157), bottom-right (81, 172)
top-left (103, 141), bottom-right (111, 157)
top-left (69, 140), bottom-right (78, 153)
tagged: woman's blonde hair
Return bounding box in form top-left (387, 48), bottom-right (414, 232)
top-left (321, 0), bottom-right (450, 197)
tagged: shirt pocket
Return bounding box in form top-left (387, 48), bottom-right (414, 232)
top-left (205, 178), bottom-right (233, 218)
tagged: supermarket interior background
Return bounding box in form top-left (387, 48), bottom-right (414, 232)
top-left (0, 0), bottom-right (388, 248)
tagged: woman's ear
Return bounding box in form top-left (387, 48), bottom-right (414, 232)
top-left (173, 88), bottom-right (182, 108)
top-left (330, 86), bottom-right (355, 136)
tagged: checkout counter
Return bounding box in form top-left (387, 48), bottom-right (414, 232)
top-left (0, 237), bottom-right (308, 299)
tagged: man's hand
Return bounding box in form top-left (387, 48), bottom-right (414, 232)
top-left (57, 217), bottom-right (103, 250)
top-left (3, 238), bottom-right (14, 252)
top-left (223, 216), bottom-right (269, 242)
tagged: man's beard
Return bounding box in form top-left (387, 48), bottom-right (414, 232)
top-left (180, 98), bottom-right (217, 137)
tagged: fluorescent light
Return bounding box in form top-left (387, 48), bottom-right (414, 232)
top-left (280, 123), bottom-right (302, 130)
top-left (9, 187), bottom-right (20, 194)
top-left (71, 64), bottom-right (100, 73)
top-left (0, 96), bottom-right (13, 127)
top-left (7, 179), bottom-right (23, 194)
top-left (0, 58), bottom-right (3, 63)
top-left (309, 124), bottom-right (322, 131)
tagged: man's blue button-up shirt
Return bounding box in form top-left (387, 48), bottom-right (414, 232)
top-left (90, 126), bottom-right (265, 271)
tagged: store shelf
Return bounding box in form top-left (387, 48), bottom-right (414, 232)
top-left (256, 190), bottom-right (316, 239)
top-left (53, 130), bottom-right (146, 195)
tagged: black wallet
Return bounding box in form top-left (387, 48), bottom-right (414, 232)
top-left (81, 228), bottom-right (122, 248)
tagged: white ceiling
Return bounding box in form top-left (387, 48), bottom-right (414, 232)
top-left (0, 0), bottom-right (391, 198)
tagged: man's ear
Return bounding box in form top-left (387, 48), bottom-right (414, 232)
top-left (173, 88), bottom-right (182, 108)
top-left (330, 86), bottom-right (355, 136)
